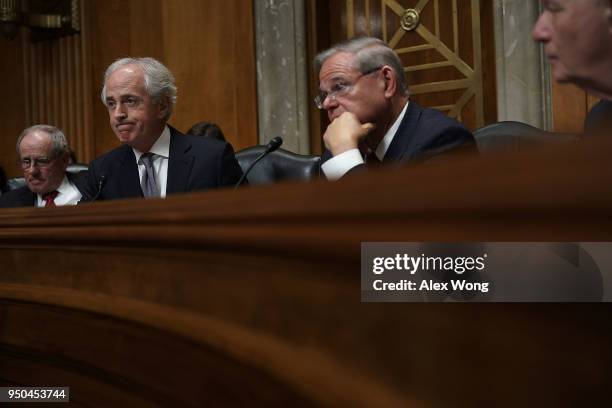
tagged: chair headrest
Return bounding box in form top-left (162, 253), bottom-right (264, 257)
top-left (235, 146), bottom-right (320, 185)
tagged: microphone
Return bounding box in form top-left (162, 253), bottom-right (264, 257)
top-left (90, 175), bottom-right (107, 202)
top-left (234, 137), bottom-right (283, 189)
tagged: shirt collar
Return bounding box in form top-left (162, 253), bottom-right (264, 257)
top-left (374, 101), bottom-right (409, 160)
top-left (36, 175), bottom-right (71, 204)
top-left (56, 175), bottom-right (73, 196)
top-left (132, 125), bottom-right (171, 162)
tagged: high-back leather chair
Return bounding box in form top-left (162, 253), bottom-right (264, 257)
top-left (474, 121), bottom-right (579, 153)
top-left (235, 147), bottom-right (321, 185)
top-left (7, 163), bottom-right (88, 191)
top-left (0, 165), bottom-right (7, 195)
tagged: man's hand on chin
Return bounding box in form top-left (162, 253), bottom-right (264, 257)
top-left (324, 112), bottom-right (375, 156)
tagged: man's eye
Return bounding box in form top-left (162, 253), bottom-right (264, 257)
top-left (125, 97), bottom-right (140, 107)
top-left (107, 100), bottom-right (116, 109)
top-left (543, 1), bottom-right (562, 12)
top-left (331, 83), bottom-right (348, 93)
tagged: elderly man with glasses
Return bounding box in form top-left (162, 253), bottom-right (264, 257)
top-left (0, 125), bottom-right (88, 208)
top-left (316, 37), bottom-right (475, 180)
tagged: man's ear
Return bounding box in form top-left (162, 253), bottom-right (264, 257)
top-left (157, 98), bottom-right (170, 119)
top-left (60, 151), bottom-right (70, 169)
top-left (381, 66), bottom-right (397, 98)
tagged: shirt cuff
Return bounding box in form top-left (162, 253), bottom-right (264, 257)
top-left (321, 149), bottom-right (364, 181)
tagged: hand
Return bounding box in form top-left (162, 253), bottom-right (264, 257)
top-left (323, 112), bottom-right (375, 156)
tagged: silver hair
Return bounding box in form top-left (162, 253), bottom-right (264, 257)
top-left (314, 37), bottom-right (409, 95)
top-left (101, 57), bottom-right (177, 120)
top-left (16, 124), bottom-right (69, 158)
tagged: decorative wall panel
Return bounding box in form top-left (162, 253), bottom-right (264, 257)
top-left (22, 0), bottom-right (94, 162)
top-left (343, 0), bottom-right (487, 129)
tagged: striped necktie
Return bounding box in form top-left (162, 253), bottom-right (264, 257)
top-left (139, 153), bottom-right (160, 198)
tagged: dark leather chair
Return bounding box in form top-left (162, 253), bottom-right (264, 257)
top-left (474, 121), bottom-right (579, 153)
top-left (584, 99), bottom-right (612, 134)
top-left (235, 146), bottom-right (321, 185)
top-left (7, 163), bottom-right (88, 191)
top-left (0, 165), bottom-right (8, 195)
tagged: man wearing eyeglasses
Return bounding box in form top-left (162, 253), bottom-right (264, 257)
top-left (0, 125), bottom-right (87, 208)
top-left (316, 37), bottom-right (475, 180)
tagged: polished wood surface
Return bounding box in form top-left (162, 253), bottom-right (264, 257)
top-left (1, 139), bottom-right (611, 406)
top-left (551, 81), bottom-right (589, 134)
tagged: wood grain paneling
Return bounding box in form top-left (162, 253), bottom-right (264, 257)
top-left (88, 0), bottom-right (131, 158)
top-left (0, 29), bottom-right (27, 178)
top-left (22, 0), bottom-right (94, 164)
top-left (587, 93), bottom-right (601, 111)
top-left (161, 0), bottom-right (257, 150)
top-left (551, 81), bottom-right (588, 133)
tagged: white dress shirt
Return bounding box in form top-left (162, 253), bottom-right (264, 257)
top-left (36, 175), bottom-right (82, 207)
top-left (321, 101), bottom-right (410, 181)
top-left (132, 126), bottom-right (170, 198)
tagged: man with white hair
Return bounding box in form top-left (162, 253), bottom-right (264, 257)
top-left (533, 0), bottom-right (612, 100)
top-left (84, 57), bottom-right (244, 201)
top-left (533, 0), bottom-right (612, 134)
top-left (0, 125), bottom-right (87, 208)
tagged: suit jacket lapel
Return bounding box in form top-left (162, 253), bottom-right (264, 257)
top-left (166, 126), bottom-right (194, 194)
top-left (383, 101), bottom-right (422, 162)
top-left (117, 145), bottom-right (143, 198)
top-left (23, 190), bottom-right (36, 206)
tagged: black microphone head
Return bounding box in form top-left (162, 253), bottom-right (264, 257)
top-left (267, 136), bottom-right (283, 152)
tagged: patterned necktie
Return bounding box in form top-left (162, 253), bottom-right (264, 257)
top-left (43, 190), bottom-right (59, 207)
top-left (139, 152), bottom-right (160, 198)
top-left (363, 147), bottom-right (382, 166)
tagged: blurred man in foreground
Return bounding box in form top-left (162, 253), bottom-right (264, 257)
top-left (533, 0), bottom-right (612, 100)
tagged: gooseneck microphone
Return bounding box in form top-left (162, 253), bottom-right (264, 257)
top-left (234, 137), bottom-right (283, 189)
top-left (90, 175), bottom-right (107, 202)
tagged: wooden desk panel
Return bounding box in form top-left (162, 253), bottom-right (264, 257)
top-left (1, 140), bottom-right (611, 406)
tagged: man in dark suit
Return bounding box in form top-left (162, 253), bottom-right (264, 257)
top-left (0, 125), bottom-right (87, 208)
top-left (315, 37), bottom-right (474, 180)
top-left (83, 57), bottom-right (243, 201)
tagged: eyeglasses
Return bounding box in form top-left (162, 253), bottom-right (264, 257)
top-left (19, 157), bottom-right (54, 170)
top-left (314, 66), bottom-right (382, 109)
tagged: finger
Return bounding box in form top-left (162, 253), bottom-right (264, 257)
top-left (361, 122), bottom-right (376, 134)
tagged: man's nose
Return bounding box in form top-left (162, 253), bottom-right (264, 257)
top-left (532, 12), bottom-right (550, 42)
top-left (112, 103), bottom-right (127, 119)
top-left (27, 165), bottom-right (40, 176)
top-left (322, 94), bottom-right (338, 110)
